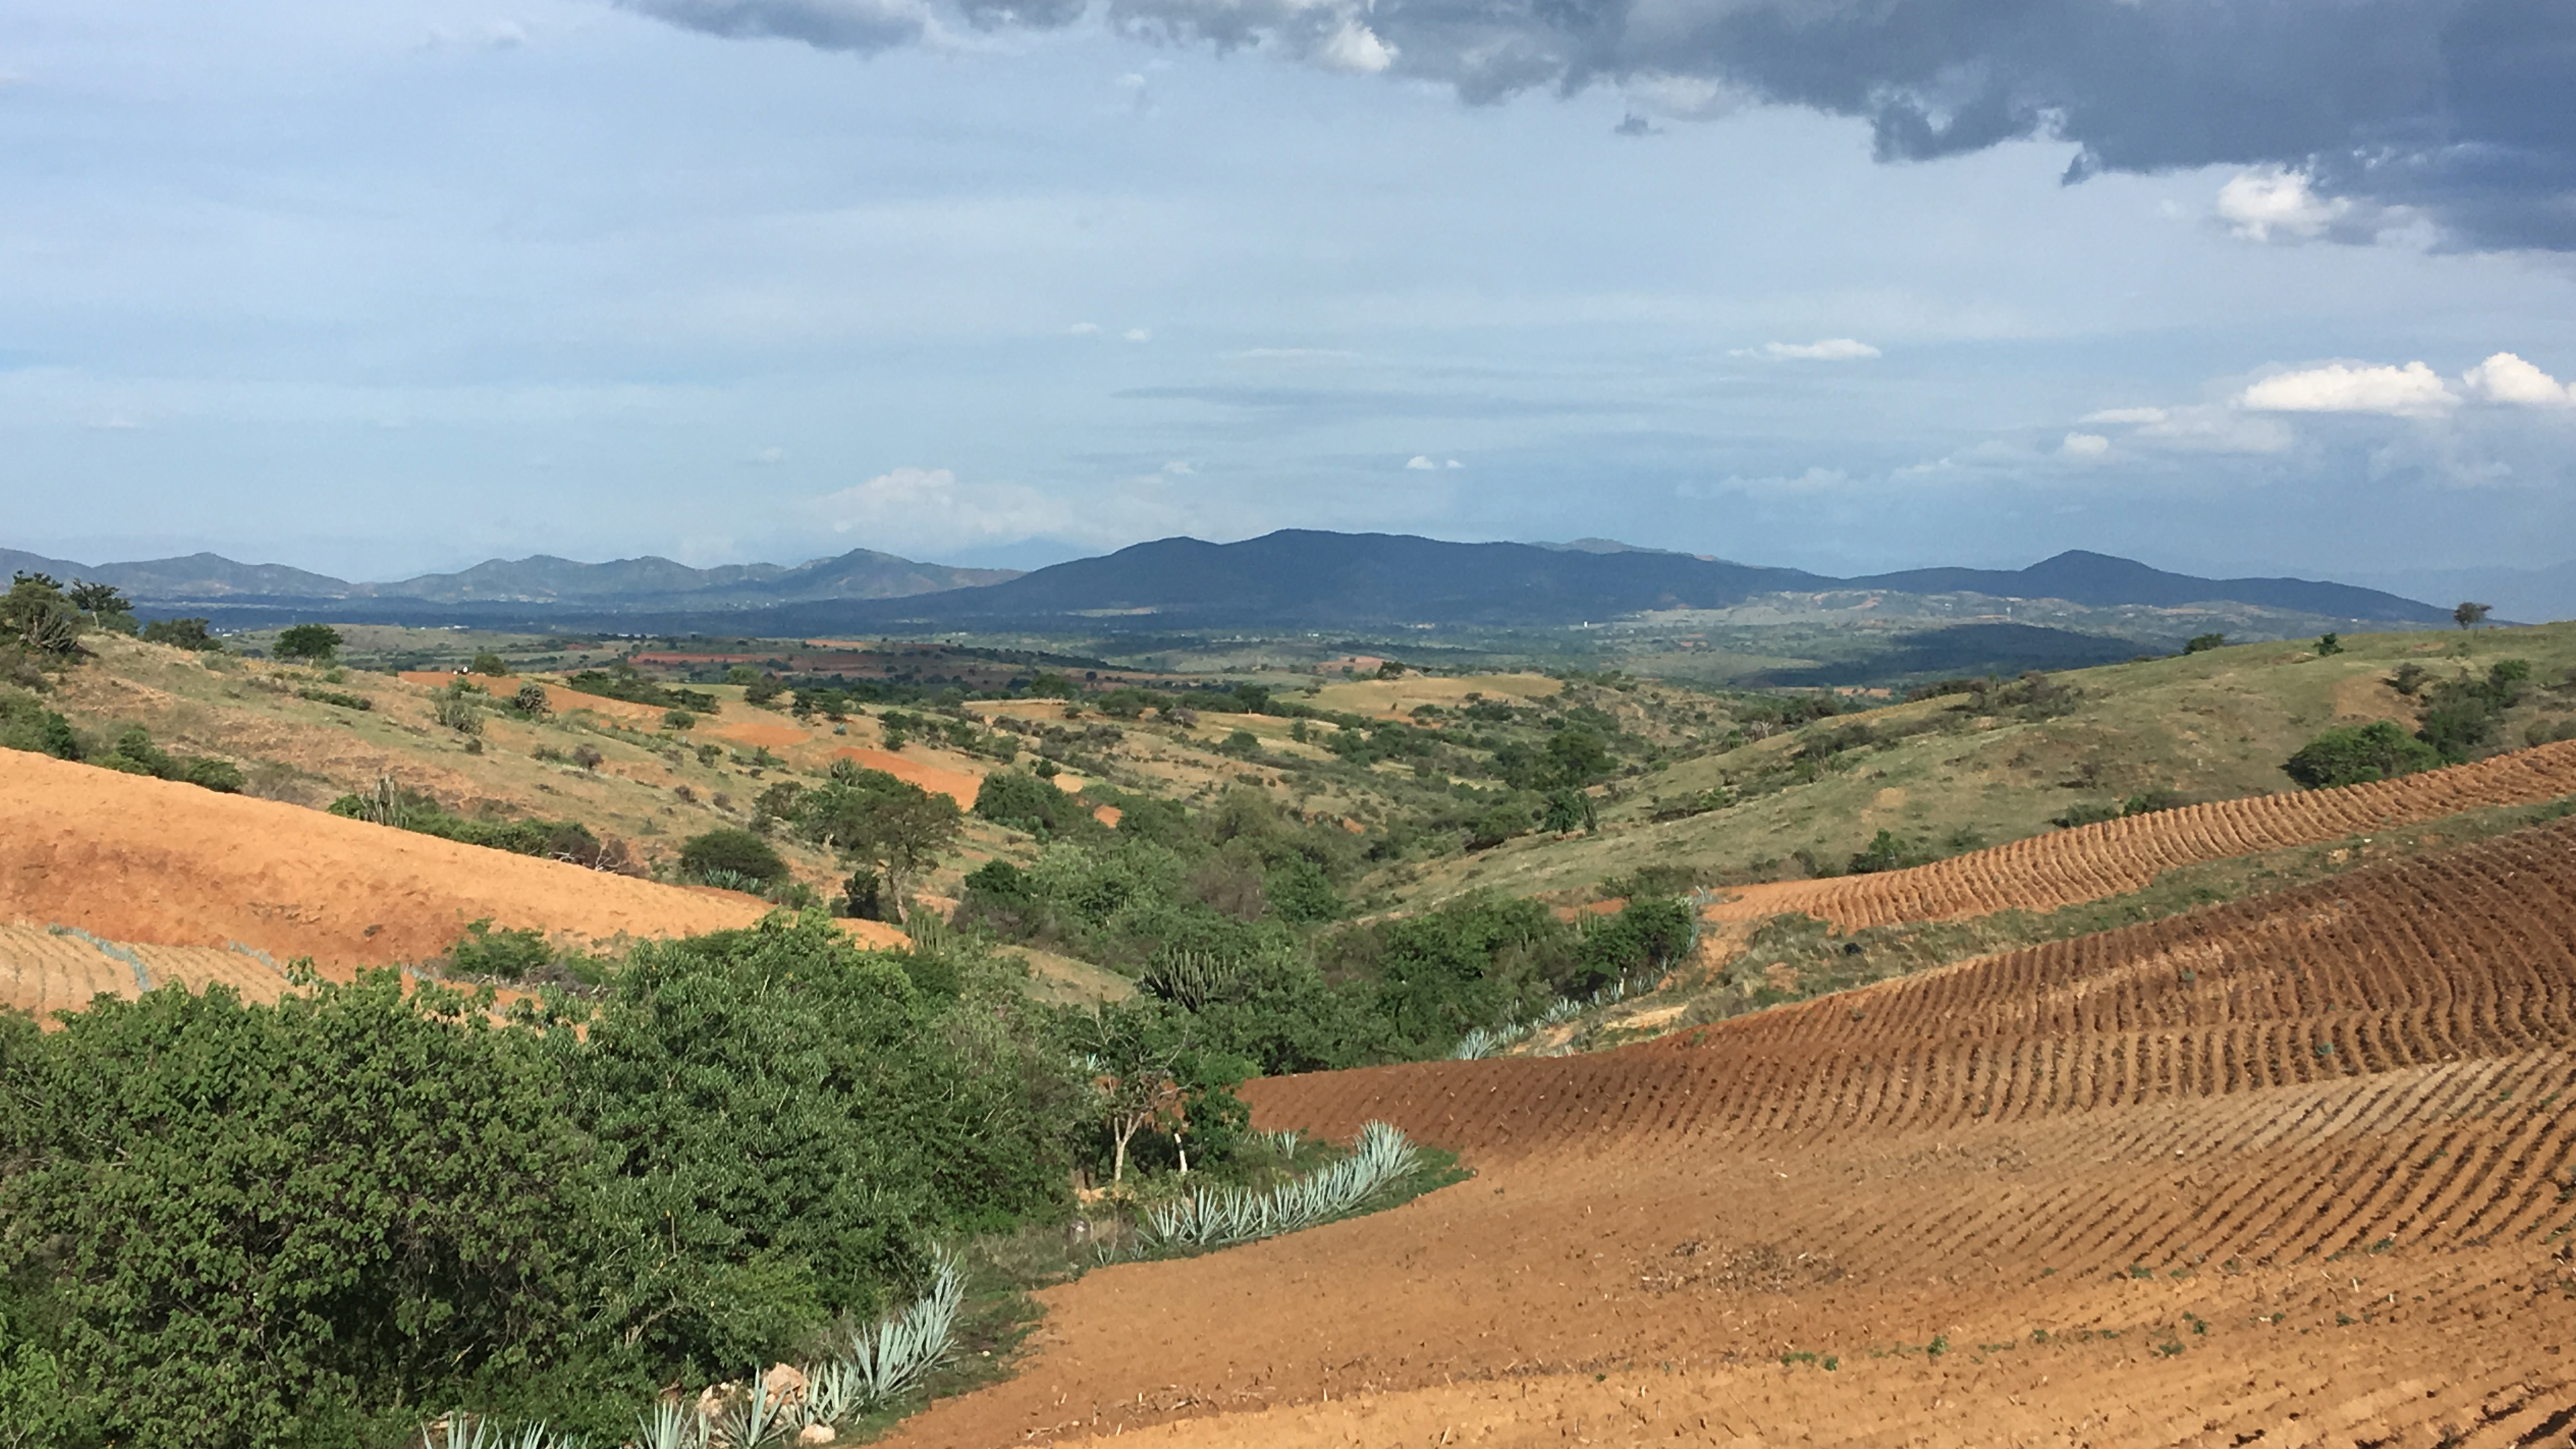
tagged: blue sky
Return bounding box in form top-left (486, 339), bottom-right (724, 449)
top-left (4, 0), bottom-right (2573, 585)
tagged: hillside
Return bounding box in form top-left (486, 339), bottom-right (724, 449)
top-left (886, 811), bottom-right (2576, 1446)
top-left (1394, 621), bottom-right (2576, 909)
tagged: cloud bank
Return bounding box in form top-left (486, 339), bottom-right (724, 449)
top-left (614, 0), bottom-right (2576, 252)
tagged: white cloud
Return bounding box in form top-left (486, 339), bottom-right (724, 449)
top-left (2130, 406), bottom-right (2297, 454)
top-left (2080, 406), bottom-right (2168, 425)
top-left (1758, 338), bottom-right (1880, 361)
top-left (1677, 467), bottom-right (1850, 497)
top-left (747, 445), bottom-right (787, 465)
top-left (1122, 327), bottom-right (1152, 343)
top-left (1404, 455), bottom-right (1437, 470)
top-left (2461, 352), bottom-right (2576, 407)
top-left (1314, 19), bottom-right (1396, 74)
top-left (1066, 322), bottom-right (1102, 336)
top-left (1162, 460), bottom-right (1194, 475)
top-left (1224, 347), bottom-right (1359, 362)
top-left (2060, 432), bottom-right (2111, 458)
top-left (2214, 168), bottom-right (2350, 243)
top-left (2240, 361), bottom-right (2457, 418)
top-left (809, 466), bottom-right (1073, 552)
top-left (1444, 458), bottom-right (1464, 469)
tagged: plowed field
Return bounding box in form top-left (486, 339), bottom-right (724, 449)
top-left (1707, 736), bottom-right (2576, 932)
top-left (0, 750), bottom-right (779, 971)
top-left (0, 924), bottom-right (297, 1021)
top-left (888, 815), bottom-right (2576, 1448)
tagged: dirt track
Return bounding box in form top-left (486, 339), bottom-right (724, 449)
top-left (0, 751), bottom-right (804, 970)
top-left (888, 815), bottom-right (2576, 1447)
top-left (1706, 736), bottom-right (2576, 931)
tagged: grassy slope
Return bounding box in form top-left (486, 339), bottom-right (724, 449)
top-left (1389, 621), bottom-right (2576, 909)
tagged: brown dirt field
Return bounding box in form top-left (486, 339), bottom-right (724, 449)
top-left (0, 750), bottom-right (773, 972)
top-left (1701, 737), bottom-right (2576, 933)
top-left (887, 815), bottom-right (2576, 1448)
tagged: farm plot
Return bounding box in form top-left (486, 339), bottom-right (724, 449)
top-left (0, 749), bottom-right (767, 972)
top-left (885, 814), bottom-right (2576, 1449)
top-left (1711, 736), bottom-right (2576, 931)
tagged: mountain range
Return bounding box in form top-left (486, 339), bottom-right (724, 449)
top-left (4, 531), bottom-right (2472, 633)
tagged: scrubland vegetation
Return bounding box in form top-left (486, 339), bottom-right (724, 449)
top-left (10, 591), bottom-right (2576, 1446)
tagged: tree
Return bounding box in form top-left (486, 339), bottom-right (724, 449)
top-left (2454, 601), bottom-right (2492, 630)
top-left (272, 623), bottom-right (342, 662)
top-left (1077, 1002), bottom-right (1185, 1184)
top-left (2316, 632), bottom-right (2343, 656)
top-left (65, 581), bottom-right (130, 628)
top-left (470, 650), bottom-right (511, 676)
top-left (2183, 633), bottom-right (2227, 654)
top-left (795, 769), bottom-right (962, 924)
top-left (1, 574), bottom-right (80, 658)
top-left (2283, 719), bottom-right (2441, 788)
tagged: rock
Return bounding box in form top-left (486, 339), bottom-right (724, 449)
top-left (798, 1426), bottom-right (836, 1445)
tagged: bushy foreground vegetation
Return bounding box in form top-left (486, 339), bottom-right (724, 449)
top-left (0, 912), bottom-right (1475, 1446)
top-left (2284, 659), bottom-right (2538, 788)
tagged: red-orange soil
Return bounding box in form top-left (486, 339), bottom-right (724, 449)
top-left (888, 814), bottom-right (2576, 1447)
top-left (1704, 737), bottom-right (2576, 932)
top-left (0, 751), bottom-right (780, 972)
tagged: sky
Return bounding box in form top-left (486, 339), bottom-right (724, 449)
top-left (4, 0), bottom-right (2574, 587)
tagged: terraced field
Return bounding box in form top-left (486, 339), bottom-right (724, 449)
top-left (887, 814), bottom-right (2576, 1448)
top-left (0, 924), bottom-right (297, 1021)
top-left (1708, 736), bottom-right (2576, 931)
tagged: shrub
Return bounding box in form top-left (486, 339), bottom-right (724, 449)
top-left (449, 919), bottom-right (557, 980)
top-left (743, 675), bottom-right (784, 706)
top-left (139, 616), bottom-right (219, 651)
top-left (2453, 601), bottom-right (2491, 630)
top-left (2315, 632), bottom-right (2343, 656)
top-left (297, 686), bottom-right (372, 711)
top-left (1220, 728), bottom-right (1262, 758)
top-left (0, 690), bottom-right (81, 761)
top-left (471, 651), bottom-right (513, 677)
top-left (512, 681), bottom-right (552, 717)
top-left (0, 976), bottom-right (593, 1445)
top-left (662, 709), bottom-right (696, 732)
top-left (1846, 829), bottom-right (1926, 874)
top-left (2183, 633), bottom-right (2226, 654)
top-left (974, 769), bottom-right (1092, 837)
top-left (2283, 720), bottom-right (2441, 788)
top-left (2416, 660), bottom-right (2530, 762)
top-left (1, 574), bottom-right (80, 658)
top-left (272, 623), bottom-right (343, 662)
top-left (678, 827), bottom-right (789, 887)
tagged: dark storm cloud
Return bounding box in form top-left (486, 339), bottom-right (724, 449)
top-left (618, 0), bottom-right (2576, 250)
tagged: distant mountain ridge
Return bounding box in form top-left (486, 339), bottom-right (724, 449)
top-left (0, 547), bottom-right (1016, 608)
top-left (6, 531), bottom-right (2450, 630)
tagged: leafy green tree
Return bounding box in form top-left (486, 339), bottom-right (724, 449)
top-left (796, 772), bottom-right (962, 925)
top-left (677, 827), bottom-right (789, 887)
top-left (272, 623), bottom-right (343, 663)
top-left (2416, 659), bottom-right (2530, 762)
top-left (974, 769), bottom-right (1090, 836)
top-left (2315, 632), bottom-right (2343, 656)
top-left (470, 651), bottom-right (512, 676)
top-left (2282, 719), bottom-right (2442, 787)
top-left (64, 582), bottom-right (133, 635)
top-left (2183, 633), bottom-right (2227, 654)
top-left (2453, 601), bottom-right (2491, 630)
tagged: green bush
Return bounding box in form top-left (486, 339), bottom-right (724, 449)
top-left (2283, 719), bottom-right (2443, 788)
top-left (1, 574), bottom-right (81, 659)
top-left (329, 786), bottom-right (606, 863)
top-left (973, 769), bottom-right (1094, 837)
top-left (449, 919), bottom-right (558, 980)
top-left (470, 651), bottom-right (512, 677)
top-left (139, 616), bottom-right (220, 651)
top-left (2314, 632), bottom-right (2343, 656)
top-left (678, 827), bottom-right (789, 887)
top-left (0, 977), bottom-right (594, 1445)
top-left (2183, 633), bottom-right (2226, 654)
top-left (0, 691), bottom-right (81, 761)
top-left (511, 681), bottom-right (551, 717)
top-left (2416, 660), bottom-right (2529, 762)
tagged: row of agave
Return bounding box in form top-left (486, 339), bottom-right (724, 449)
top-left (1142, 1121), bottom-right (1420, 1250)
top-left (1449, 966), bottom-right (1667, 1060)
top-left (419, 1251), bottom-right (967, 1449)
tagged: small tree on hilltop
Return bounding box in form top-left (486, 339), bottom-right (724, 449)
top-left (3, 573), bottom-right (82, 658)
top-left (274, 623), bottom-right (343, 663)
top-left (793, 767), bottom-right (963, 924)
top-left (2454, 601), bottom-right (2492, 630)
top-left (2184, 633), bottom-right (2227, 654)
top-left (2315, 633), bottom-right (2343, 656)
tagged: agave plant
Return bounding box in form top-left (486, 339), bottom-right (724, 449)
top-left (1144, 1121), bottom-right (1421, 1250)
top-left (708, 1372), bottom-right (794, 1448)
top-left (842, 1250), bottom-right (966, 1407)
top-left (418, 1412), bottom-right (577, 1449)
top-left (632, 1402), bottom-right (709, 1449)
top-left (696, 867), bottom-right (769, 895)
